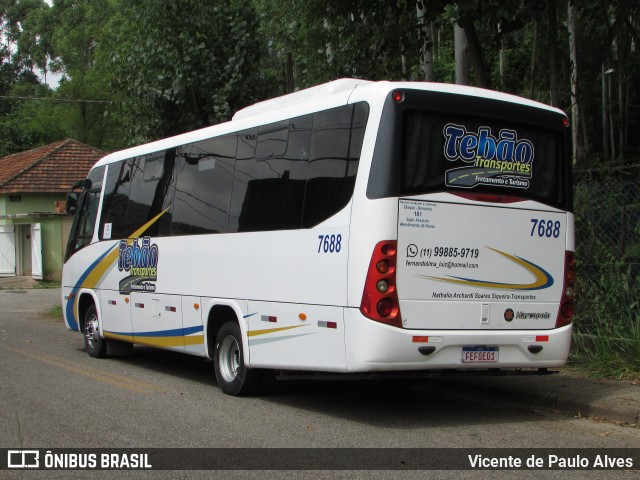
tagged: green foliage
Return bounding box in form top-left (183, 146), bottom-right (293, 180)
top-left (256, 0), bottom-right (428, 88)
top-left (571, 314), bottom-right (640, 378)
top-left (105, 0), bottom-right (275, 140)
top-left (48, 303), bottom-right (63, 317)
top-left (0, 0), bottom-right (130, 152)
top-left (1, 0), bottom-right (639, 161)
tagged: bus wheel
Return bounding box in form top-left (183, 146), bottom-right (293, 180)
top-left (83, 304), bottom-right (107, 358)
top-left (214, 321), bottom-right (263, 396)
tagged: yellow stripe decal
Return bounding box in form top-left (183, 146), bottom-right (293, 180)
top-left (104, 332), bottom-right (204, 347)
top-left (80, 207), bottom-right (171, 290)
top-left (184, 335), bottom-right (205, 346)
top-left (248, 325), bottom-right (307, 337)
top-left (418, 247), bottom-right (554, 291)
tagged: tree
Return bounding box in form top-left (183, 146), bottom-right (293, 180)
top-left (255, 0), bottom-right (427, 88)
top-left (45, 0), bottom-right (120, 149)
top-left (106, 0), bottom-right (273, 141)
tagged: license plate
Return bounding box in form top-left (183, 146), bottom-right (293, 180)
top-left (462, 346), bottom-right (499, 363)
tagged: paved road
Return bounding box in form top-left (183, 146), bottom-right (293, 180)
top-left (1, 288), bottom-right (638, 479)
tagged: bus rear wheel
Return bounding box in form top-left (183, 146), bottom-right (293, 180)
top-left (214, 321), bottom-right (264, 396)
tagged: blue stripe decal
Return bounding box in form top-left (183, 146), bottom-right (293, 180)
top-left (107, 325), bottom-right (204, 337)
top-left (65, 244), bottom-right (118, 331)
top-left (182, 325), bottom-right (204, 335)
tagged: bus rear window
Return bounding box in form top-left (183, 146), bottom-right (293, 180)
top-left (367, 91), bottom-right (571, 211)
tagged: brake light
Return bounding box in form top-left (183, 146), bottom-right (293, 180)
top-left (556, 251), bottom-right (575, 327)
top-left (451, 192), bottom-right (523, 204)
top-left (360, 241), bottom-right (402, 328)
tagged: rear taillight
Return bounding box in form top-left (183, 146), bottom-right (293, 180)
top-left (556, 251), bottom-right (575, 327)
top-left (360, 241), bottom-right (402, 328)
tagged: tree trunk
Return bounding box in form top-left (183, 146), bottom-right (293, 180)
top-left (567, 0), bottom-right (579, 164)
top-left (431, 22), bottom-right (437, 63)
top-left (617, 33), bottom-right (626, 160)
top-left (607, 64), bottom-right (616, 160)
top-left (499, 38), bottom-right (505, 88)
top-left (454, 22), bottom-right (469, 85)
top-left (530, 21), bottom-right (538, 99)
top-left (416, 1), bottom-right (434, 81)
top-left (601, 63), bottom-right (609, 162)
top-left (458, 16), bottom-right (491, 89)
top-left (548, 0), bottom-right (559, 107)
top-left (285, 52), bottom-right (294, 93)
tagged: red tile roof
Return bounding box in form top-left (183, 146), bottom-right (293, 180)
top-left (0, 139), bottom-right (105, 194)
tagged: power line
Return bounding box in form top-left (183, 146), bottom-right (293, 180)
top-left (0, 94), bottom-right (112, 104)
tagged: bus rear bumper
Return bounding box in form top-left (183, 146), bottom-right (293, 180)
top-left (344, 308), bottom-right (572, 372)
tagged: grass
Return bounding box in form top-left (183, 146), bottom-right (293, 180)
top-left (569, 313), bottom-right (640, 380)
top-left (35, 279), bottom-right (61, 289)
top-left (49, 304), bottom-right (63, 318)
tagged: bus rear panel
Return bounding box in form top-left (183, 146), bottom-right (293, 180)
top-left (347, 86), bottom-right (573, 372)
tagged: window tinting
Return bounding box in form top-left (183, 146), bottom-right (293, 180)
top-left (303, 103), bottom-right (368, 227)
top-left (367, 90), bottom-right (569, 210)
top-left (87, 165), bottom-right (105, 190)
top-left (171, 135), bottom-right (237, 235)
top-left (231, 117), bottom-right (311, 232)
top-left (125, 151), bottom-right (175, 237)
top-left (98, 101), bottom-right (370, 239)
top-left (66, 189), bottom-right (100, 259)
top-left (100, 160), bottom-right (132, 240)
top-left (401, 110), bottom-right (565, 207)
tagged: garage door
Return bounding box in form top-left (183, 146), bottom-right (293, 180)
top-left (0, 225), bottom-right (16, 276)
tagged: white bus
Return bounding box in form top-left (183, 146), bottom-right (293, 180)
top-left (63, 79), bottom-right (575, 395)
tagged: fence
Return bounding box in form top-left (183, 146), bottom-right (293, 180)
top-left (573, 165), bottom-right (640, 337)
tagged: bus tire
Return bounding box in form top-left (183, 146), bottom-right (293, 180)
top-left (83, 304), bottom-right (107, 358)
top-left (214, 321), bottom-right (263, 396)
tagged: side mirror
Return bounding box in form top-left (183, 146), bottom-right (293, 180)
top-left (71, 178), bottom-right (92, 190)
top-left (66, 192), bottom-right (79, 215)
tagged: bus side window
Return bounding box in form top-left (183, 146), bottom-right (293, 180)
top-left (125, 151), bottom-right (175, 237)
top-left (100, 160), bottom-right (132, 240)
top-left (228, 129), bottom-right (256, 233)
top-left (302, 103), bottom-right (368, 227)
top-left (232, 119), bottom-right (309, 232)
top-left (171, 136), bottom-right (236, 235)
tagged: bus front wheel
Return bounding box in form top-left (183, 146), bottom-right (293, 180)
top-left (83, 304), bottom-right (107, 358)
top-left (214, 321), bottom-right (263, 396)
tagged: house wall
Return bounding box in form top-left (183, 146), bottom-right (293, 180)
top-left (1, 193), bottom-right (70, 280)
top-left (4, 193), bottom-right (62, 216)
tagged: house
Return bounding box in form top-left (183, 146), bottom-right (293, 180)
top-left (0, 139), bottom-right (105, 280)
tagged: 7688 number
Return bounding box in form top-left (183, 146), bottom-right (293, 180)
top-left (530, 219), bottom-right (561, 238)
top-left (318, 234), bottom-right (342, 253)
